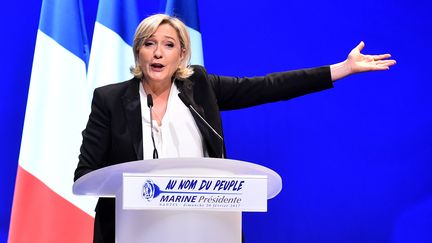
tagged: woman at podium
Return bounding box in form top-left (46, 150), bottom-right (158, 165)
top-left (74, 13), bottom-right (395, 243)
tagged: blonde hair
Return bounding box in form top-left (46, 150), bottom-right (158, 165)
top-left (130, 14), bottom-right (194, 79)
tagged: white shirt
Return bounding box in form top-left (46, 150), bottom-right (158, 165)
top-left (139, 81), bottom-right (206, 160)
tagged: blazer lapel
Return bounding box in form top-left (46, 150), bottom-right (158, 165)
top-left (176, 78), bottom-right (221, 158)
top-left (121, 78), bottom-right (143, 160)
top-left (175, 78), bottom-right (204, 116)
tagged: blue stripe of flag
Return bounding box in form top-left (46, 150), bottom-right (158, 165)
top-left (165, 0), bottom-right (200, 32)
top-left (96, 0), bottom-right (140, 46)
top-left (39, 0), bottom-right (89, 64)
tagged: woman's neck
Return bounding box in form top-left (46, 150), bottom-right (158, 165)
top-left (142, 79), bottom-right (171, 98)
top-left (142, 79), bottom-right (171, 126)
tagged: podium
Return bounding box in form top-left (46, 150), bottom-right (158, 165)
top-left (73, 157), bottom-right (282, 243)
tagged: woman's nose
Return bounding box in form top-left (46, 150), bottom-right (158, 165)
top-left (154, 44), bottom-right (162, 59)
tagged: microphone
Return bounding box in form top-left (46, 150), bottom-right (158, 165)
top-left (178, 93), bottom-right (225, 158)
top-left (147, 94), bottom-right (159, 159)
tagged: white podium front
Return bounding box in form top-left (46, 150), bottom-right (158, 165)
top-left (73, 158), bottom-right (282, 243)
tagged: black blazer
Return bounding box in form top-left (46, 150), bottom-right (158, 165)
top-left (74, 65), bottom-right (333, 243)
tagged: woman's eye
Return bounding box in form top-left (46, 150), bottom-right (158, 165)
top-left (166, 43), bottom-right (174, 48)
top-left (144, 41), bottom-right (155, 46)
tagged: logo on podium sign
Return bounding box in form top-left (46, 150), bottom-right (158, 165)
top-left (142, 179), bottom-right (161, 202)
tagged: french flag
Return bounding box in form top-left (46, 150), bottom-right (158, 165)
top-left (165, 0), bottom-right (204, 66)
top-left (9, 0), bottom-right (139, 242)
top-left (8, 0), bottom-right (94, 242)
top-left (87, 0), bottom-right (139, 92)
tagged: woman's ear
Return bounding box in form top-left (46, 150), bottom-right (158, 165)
top-left (180, 48), bottom-right (186, 61)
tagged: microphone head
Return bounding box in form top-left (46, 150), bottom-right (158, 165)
top-left (147, 94), bottom-right (153, 107)
top-left (178, 93), bottom-right (191, 107)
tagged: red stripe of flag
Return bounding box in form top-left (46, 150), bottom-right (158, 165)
top-left (8, 166), bottom-right (94, 243)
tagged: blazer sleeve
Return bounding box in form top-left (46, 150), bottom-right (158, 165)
top-left (208, 66), bottom-right (333, 111)
top-left (74, 88), bottom-right (111, 181)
